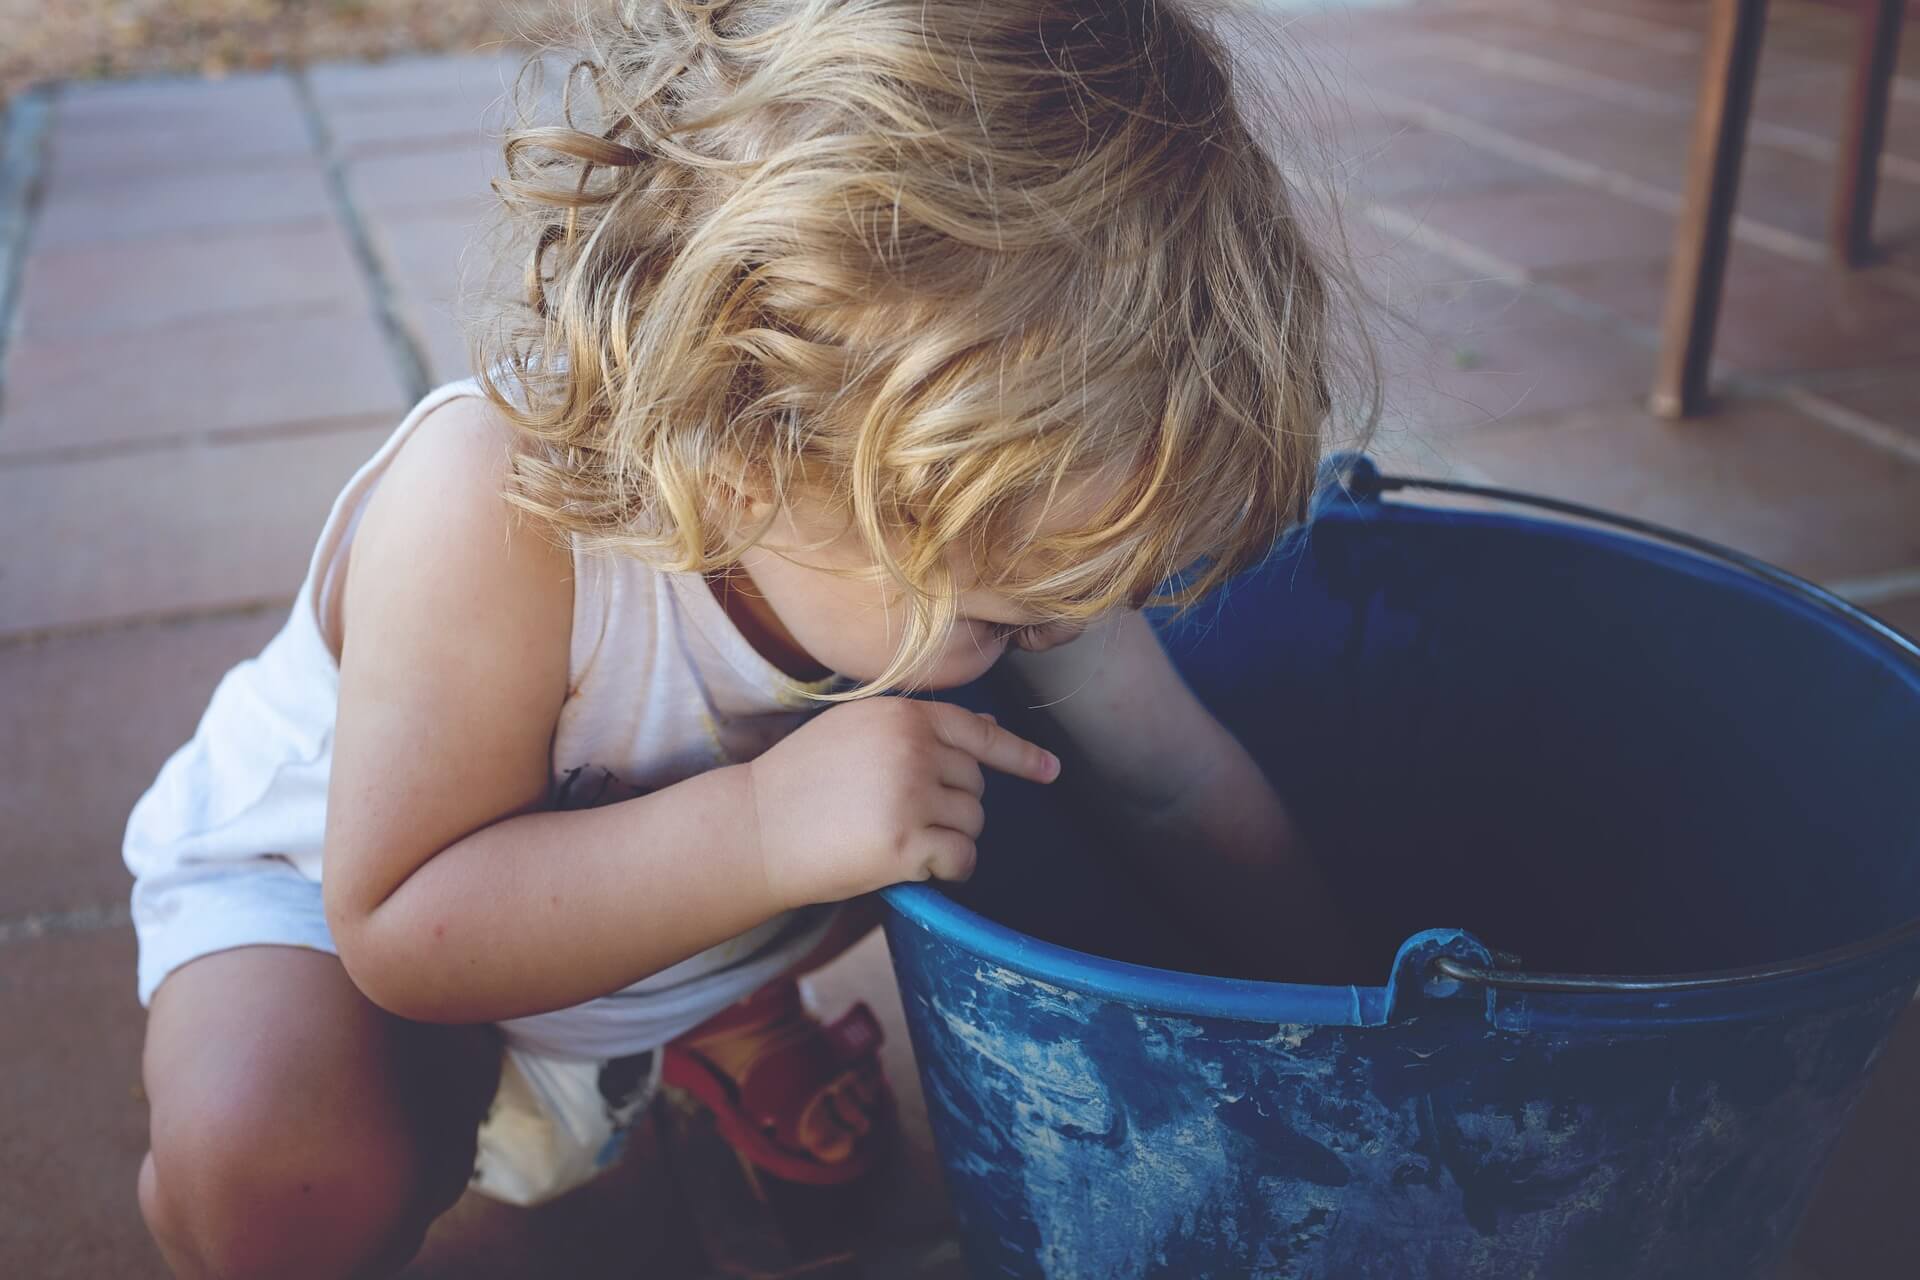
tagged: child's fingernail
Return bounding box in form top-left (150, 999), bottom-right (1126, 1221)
top-left (1043, 752), bottom-right (1060, 779)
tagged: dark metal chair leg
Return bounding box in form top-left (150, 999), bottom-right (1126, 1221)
top-left (1652, 0), bottom-right (1770, 420)
top-left (1830, 0), bottom-right (1906, 268)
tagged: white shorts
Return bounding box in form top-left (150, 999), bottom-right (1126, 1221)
top-left (132, 856), bottom-right (336, 1007)
top-left (131, 857), bottom-right (826, 1205)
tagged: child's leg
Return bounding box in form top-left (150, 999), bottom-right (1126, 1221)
top-left (138, 946), bottom-right (499, 1280)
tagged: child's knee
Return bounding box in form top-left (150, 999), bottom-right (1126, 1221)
top-left (143, 1092), bottom-right (436, 1280)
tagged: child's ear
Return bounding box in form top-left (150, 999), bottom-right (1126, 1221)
top-left (709, 451), bottom-right (781, 523)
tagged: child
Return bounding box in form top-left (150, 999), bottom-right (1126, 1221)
top-left (124, 0), bottom-right (1356, 1275)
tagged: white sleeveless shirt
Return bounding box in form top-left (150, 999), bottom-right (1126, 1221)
top-left (125, 379), bottom-right (837, 1059)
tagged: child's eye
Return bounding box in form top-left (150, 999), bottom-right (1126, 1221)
top-left (1003, 621), bottom-right (1086, 652)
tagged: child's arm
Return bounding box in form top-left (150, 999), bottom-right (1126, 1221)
top-left (1003, 611), bottom-right (1360, 983)
top-left (323, 398), bottom-right (1055, 1024)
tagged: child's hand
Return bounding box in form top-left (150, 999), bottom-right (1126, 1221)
top-left (747, 698), bottom-right (1059, 907)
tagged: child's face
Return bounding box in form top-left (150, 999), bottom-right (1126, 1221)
top-left (728, 490), bottom-right (1094, 689)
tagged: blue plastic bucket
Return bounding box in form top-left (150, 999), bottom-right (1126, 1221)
top-left (882, 459), bottom-right (1920, 1280)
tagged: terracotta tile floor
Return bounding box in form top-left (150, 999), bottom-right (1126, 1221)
top-left (2, 2), bottom-right (1917, 1277)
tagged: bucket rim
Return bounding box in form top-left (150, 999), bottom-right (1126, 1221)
top-left (883, 878), bottom-right (1920, 1025)
top-left (882, 879), bottom-right (1387, 1025)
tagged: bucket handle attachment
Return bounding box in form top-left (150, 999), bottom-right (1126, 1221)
top-left (1383, 929), bottom-right (1498, 1024)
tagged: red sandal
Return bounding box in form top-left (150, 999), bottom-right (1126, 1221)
top-left (662, 979), bottom-right (895, 1187)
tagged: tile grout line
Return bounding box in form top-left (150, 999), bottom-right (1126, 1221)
top-left (1826, 567), bottom-right (1920, 609)
top-left (1355, 199), bottom-right (1688, 364)
top-left (0, 408), bottom-right (401, 469)
top-left (16, 291), bottom-right (409, 350)
top-left (1356, 199), bottom-right (1691, 363)
top-left (1357, 202), bottom-right (1532, 287)
top-left (0, 595), bottom-right (294, 653)
top-left (0, 84), bottom-right (55, 415)
top-left (1450, 0), bottom-right (1706, 56)
top-left (22, 211), bottom-right (341, 259)
top-left (0, 901), bottom-right (135, 947)
top-left (1362, 90), bottom-right (1851, 271)
top-left (1784, 388), bottom-right (1920, 469)
top-left (289, 68), bottom-right (432, 405)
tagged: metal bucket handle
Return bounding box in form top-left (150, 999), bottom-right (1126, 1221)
top-left (1429, 921), bottom-right (1920, 996)
top-left (1328, 455), bottom-right (1920, 998)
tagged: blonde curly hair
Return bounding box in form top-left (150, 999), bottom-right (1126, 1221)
top-left (480, 0), bottom-right (1361, 693)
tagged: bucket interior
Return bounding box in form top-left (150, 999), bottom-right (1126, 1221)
top-left (942, 500), bottom-right (1920, 985)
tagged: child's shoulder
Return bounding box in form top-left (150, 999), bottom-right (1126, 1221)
top-left (369, 390), bottom-right (553, 543)
top-left (347, 389), bottom-right (573, 632)
top-left (390, 388), bottom-right (519, 487)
